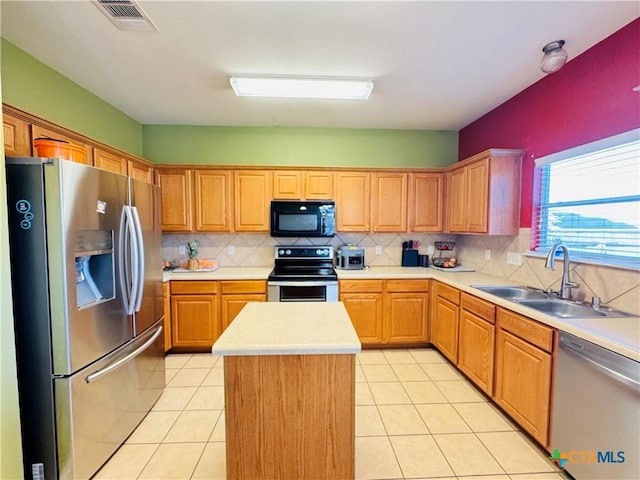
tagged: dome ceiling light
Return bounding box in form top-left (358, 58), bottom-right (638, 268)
top-left (540, 40), bottom-right (568, 73)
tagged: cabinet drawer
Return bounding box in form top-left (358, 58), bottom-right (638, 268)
top-left (220, 280), bottom-right (267, 294)
top-left (339, 280), bottom-right (384, 293)
top-left (461, 293), bottom-right (495, 324)
top-left (433, 281), bottom-right (460, 305)
top-left (171, 281), bottom-right (218, 295)
top-left (497, 308), bottom-right (554, 352)
top-left (386, 279), bottom-right (430, 293)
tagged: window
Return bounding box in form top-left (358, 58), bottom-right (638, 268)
top-left (531, 129), bottom-right (640, 269)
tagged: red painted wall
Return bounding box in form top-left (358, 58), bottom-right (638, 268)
top-left (458, 18), bottom-right (640, 228)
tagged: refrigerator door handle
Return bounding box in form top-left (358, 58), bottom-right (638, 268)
top-left (118, 207), bottom-right (132, 312)
top-left (119, 206), bottom-right (138, 315)
top-left (130, 206), bottom-right (145, 312)
top-left (85, 325), bottom-right (163, 384)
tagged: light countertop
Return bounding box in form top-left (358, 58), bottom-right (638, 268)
top-left (165, 265), bottom-right (639, 361)
top-left (211, 302), bottom-right (361, 356)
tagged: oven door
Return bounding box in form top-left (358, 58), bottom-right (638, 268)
top-left (268, 281), bottom-right (338, 302)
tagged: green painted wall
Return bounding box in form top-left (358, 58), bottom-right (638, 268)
top-left (0, 33), bottom-right (25, 480)
top-left (143, 125), bottom-right (457, 167)
top-left (1, 38), bottom-right (143, 156)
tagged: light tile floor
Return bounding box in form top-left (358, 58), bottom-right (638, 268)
top-left (93, 348), bottom-right (566, 480)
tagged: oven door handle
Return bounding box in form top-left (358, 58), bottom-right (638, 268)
top-left (268, 281), bottom-right (337, 287)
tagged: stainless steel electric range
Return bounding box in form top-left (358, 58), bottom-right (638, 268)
top-left (267, 245), bottom-right (338, 302)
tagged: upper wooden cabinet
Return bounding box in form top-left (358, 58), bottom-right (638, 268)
top-left (409, 172), bottom-right (443, 232)
top-left (234, 170), bottom-right (272, 232)
top-left (335, 171), bottom-right (370, 231)
top-left (93, 148), bottom-right (128, 175)
top-left (157, 168), bottom-right (193, 231)
top-left (194, 170), bottom-right (233, 232)
top-left (32, 125), bottom-right (93, 165)
top-left (445, 149), bottom-right (523, 235)
top-left (371, 172), bottom-right (408, 232)
top-left (128, 159), bottom-right (154, 184)
top-left (3, 113), bottom-right (31, 156)
top-left (273, 170), bottom-right (334, 200)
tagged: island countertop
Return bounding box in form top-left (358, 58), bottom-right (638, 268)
top-left (211, 302), bottom-right (362, 356)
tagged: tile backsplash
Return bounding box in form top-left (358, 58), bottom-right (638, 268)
top-left (162, 232), bottom-right (456, 269)
top-left (163, 228), bottom-right (639, 315)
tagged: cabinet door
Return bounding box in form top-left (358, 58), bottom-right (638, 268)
top-left (431, 295), bottom-right (459, 363)
top-left (163, 282), bottom-right (171, 352)
top-left (170, 294), bottom-right (218, 348)
top-left (93, 148), bottom-right (128, 175)
top-left (458, 310), bottom-right (495, 395)
top-left (494, 329), bottom-right (552, 445)
top-left (234, 170), bottom-right (272, 231)
top-left (466, 158), bottom-right (489, 233)
top-left (445, 167), bottom-right (466, 232)
top-left (32, 125), bottom-right (93, 165)
top-left (273, 170), bottom-right (302, 199)
top-left (3, 113), bottom-right (31, 156)
top-left (335, 172), bottom-right (370, 231)
top-left (157, 168), bottom-right (193, 231)
top-left (221, 294), bottom-right (266, 331)
top-left (408, 172), bottom-right (443, 232)
top-left (194, 170), bottom-right (233, 231)
top-left (371, 172), bottom-right (407, 232)
top-left (385, 292), bottom-right (429, 344)
top-left (340, 293), bottom-right (383, 345)
top-left (304, 171), bottom-right (333, 199)
top-left (128, 159), bottom-right (154, 184)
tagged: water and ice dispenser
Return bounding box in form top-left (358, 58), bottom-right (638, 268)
top-left (74, 230), bottom-right (115, 309)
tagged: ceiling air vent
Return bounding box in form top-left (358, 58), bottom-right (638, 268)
top-left (94, 0), bottom-right (158, 31)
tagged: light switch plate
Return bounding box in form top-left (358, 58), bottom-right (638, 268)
top-left (178, 245), bottom-right (186, 255)
top-left (228, 245), bottom-right (235, 256)
top-left (427, 245), bottom-right (435, 255)
top-left (375, 245), bottom-right (382, 255)
top-left (485, 249), bottom-right (492, 261)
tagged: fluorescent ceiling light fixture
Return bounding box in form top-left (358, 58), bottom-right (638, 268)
top-left (230, 76), bottom-right (373, 100)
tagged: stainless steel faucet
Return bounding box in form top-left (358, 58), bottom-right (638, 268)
top-left (545, 239), bottom-right (579, 299)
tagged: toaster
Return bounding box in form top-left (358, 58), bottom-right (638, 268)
top-left (336, 244), bottom-right (365, 270)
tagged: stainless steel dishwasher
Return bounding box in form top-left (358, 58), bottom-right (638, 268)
top-left (552, 332), bottom-right (640, 479)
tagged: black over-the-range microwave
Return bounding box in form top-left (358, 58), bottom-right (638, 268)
top-left (270, 200), bottom-right (336, 237)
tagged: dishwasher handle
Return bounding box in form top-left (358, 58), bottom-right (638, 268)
top-left (561, 338), bottom-right (640, 389)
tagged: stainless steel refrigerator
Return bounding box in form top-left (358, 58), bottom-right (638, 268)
top-left (5, 157), bottom-right (165, 480)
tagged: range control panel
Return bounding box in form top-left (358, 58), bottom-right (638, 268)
top-left (275, 246), bottom-right (334, 259)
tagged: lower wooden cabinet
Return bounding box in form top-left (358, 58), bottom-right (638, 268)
top-left (430, 281), bottom-right (460, 363)
top-left (220, 280), bottom-right (267, 331)
top-left (340, 280), bottom-right (384, 345)
top-left (163, 282), bottom-right (171, 352)
top-left (340, 279), bottom-right (429, 346)
top-left (494, 308), bottom-right (554, 446)
top-left (457, 293), bottom-right (495, 395)
top-left (170, 281), bottom-right (219, 349)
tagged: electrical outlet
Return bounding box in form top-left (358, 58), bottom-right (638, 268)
top-left (507, 252), bottom-right (522, 265)
top-left (178, 245), bottom-right (186, 255)
top-left (426, 245), bottom-right (435, 255)
top-left (375, 245), bottom-right (382, 255)
top-left (228, 245), bottom-right (235, 256)
top-left (485, 249), bottom-right (492, 261)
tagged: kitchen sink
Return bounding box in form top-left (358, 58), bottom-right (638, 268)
top-left (517, 299), bottom-right (606, 318)
top-left (472, 285), bottom-right (635, 319)
top-left (472, 285), bottom-right (549, 301)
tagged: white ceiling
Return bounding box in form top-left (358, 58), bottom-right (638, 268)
top-left (1, 1), bottom-right (638, 130)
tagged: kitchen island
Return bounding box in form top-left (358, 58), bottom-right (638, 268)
top-left (211, 302), bottom-right (361, 480)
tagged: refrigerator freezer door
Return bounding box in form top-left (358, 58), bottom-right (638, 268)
top-left (45, 160), bottom-right (132, 374)
top-left (54, 320), bottom-right (165, 480)
top-left (129, 178), bottom-right (164, 335)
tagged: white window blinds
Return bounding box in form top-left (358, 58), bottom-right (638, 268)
top-left (532, 131), bottom-right (640, 268)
